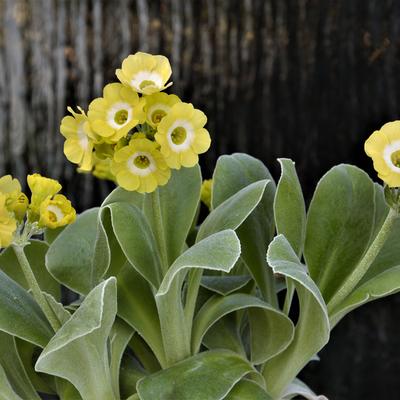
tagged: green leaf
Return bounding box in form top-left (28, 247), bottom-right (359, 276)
top-left (263, 235), bottom-right (330, 398)
top-left (143, 166), bottom-right (202, 265)
top-left (0, 240), bottom-right (60, 300)
top-left (304, 165), bottom-right (375, 303)
top-left (281, 378), bottom-right (328, 400)
top-left (0, 331), bottom-right (40, 399)
top-left (44, 226), bottom-right (65, 245)
top-left (157, 230), bottom-right (241, 297)
top-left (192, 293), bottom-right (294, 364)
top-left (137, 350), bottom-right (254, 400)
top-left (119, 353), bottom-right (147, 399)
top-left (46, 208), bottom-right (100, 295)
top-left (0, 270), bottom-right (52, 347)
top-left (109, 203), bottom-right (162, 288)
top-left (0, 364), bottom-right (23, 400)
top-left (35, 278), bottom-right (118, 400)
top-left (330, 266), bottom-right (400, 326)
top-left (156, 230), bottom-right (241, 366)
top-left (274, 159), bottom-right (306, 257)
top-left (117, 264), bottom-right (166, 368)
top-left (110, 318), bottom-right (134, 399)
top-left (15, 339), bottom-right (55, 395)
top-left (211, 153), bottom-right (277, 304)
top-left (201, 275), bottom-right (251, 296)
top-left (225, 380), bottom-right (272, 400)
top-left (197, 180), bottom-right (268, 241)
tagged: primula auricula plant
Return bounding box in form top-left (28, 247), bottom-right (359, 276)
top-left (1, 53), bottom-right (400, 400)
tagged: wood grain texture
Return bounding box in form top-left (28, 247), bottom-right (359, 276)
top-left (1, 1), bottom-right (400, 398)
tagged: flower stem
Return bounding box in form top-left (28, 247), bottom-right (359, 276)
top-left (327, 208), bottom-right (398, 315)
top-left (12, 244), bottom-right (61, 332)
top-left (150, 190), bottom-right (169, 273)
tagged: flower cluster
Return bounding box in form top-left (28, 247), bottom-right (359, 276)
top-left (61, 52), bottom-right (211, 193)
top-left (0, 174), bottom-right (76, 249)
top-left (365, 121), bottom-right (400, 188)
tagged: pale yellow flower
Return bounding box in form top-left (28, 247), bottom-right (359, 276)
top-left (39, 194), bottom-right (76, 229)
top-left (0, 194), bottom-right (17, 248)
top-left (155, 102), bottom-right (211, 169)
top-left (144, 92), bottom-right (181, 127)
top-left (111, 138), bottom-right (171, 193)
top-left (365, 121), bottom-right (400, 187)
top-left (88, 83), bottom-right (145, 143)
top-left (116, 52), bottom-right (172, 95)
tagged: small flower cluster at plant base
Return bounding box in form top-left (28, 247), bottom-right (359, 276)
top-left (61, 52), bottom-right (211, 193)
top-left (0, 173), bottom-right (75, 249)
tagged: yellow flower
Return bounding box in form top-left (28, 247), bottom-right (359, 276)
top-left (365, 121), bottom-right (400, 187)
top-left (0, 194), bottom-right (17, 248)
top-left (116, 52), bottom-right (172, 95)
top-left (111, 138), bottom-right (171, 193)
top-left (155, 102), bottom-right (211, 169)
top-left (0, 175), bottom-right (28, 220)
top-left (39, 194), bottom-right (76, 229)
top-left (27, 174), bottom-right (62, 220)
top-left (60, 106), bottom-right (95, 171)
top-left (201, 179), bottom-right (213, 210)
top-left (144, 92), bottom-right (181, 127)
top-left (88, 83), bottom-right (145, 143)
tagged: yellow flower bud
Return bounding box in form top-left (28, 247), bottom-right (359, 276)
top-left (0, 175), bottom-right (28, 220)
top-left (39, 194), bottom-right (76, 229)
top-left (201, 179), bottom-right (213, 210)
top-left (10, 193), bottom-right (29, 221)
top-left (0, 194), bottom-right (17, 248)
top-left (27, 174), bottom-right (62, 221)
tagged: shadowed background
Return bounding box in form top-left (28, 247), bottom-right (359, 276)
top-left (1, 0), bottom-right (400, 398)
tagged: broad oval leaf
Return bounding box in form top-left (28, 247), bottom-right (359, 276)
top-left (0, 240), bottom-right (60, 300)
top-left (211, 153), bottom-right (277, 304)
top-left (197, 180), bottom-right (268, 241)
top-left (263, 235), bottom-right (330, 398)
top-left (192, 293), bottom-right (294, 364)
top-left (274, 158), bottom-right (306, 257)
top-left (109, 203), bottom-right (162, 288)
top-left (0, 270), bottom-right (52, 347)
top-left (117, 264), bottom-right (166, 368)
top-left (35, 277), bottom-right (118, 400)
top-left (0, 331), bottom-right (40, 399)
top-left (304, 164), bottom-right (375, 303)
top-left (0, 364), bottom-right (23, 400)
top-left (225, 380), bottom-right (272, 400)
top-left (137, 350), bottom-right (254, 400)
top-left (157, 230), bottom-right (241, 297)
top-left (46, 208), bottom-right (100, 295)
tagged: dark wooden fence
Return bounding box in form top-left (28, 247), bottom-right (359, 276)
top-left (1, 0), bottom-right (400, 398)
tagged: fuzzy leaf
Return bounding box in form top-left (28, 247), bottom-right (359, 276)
top-left (0, 240), bottom-right (60, 300)
top-left (35, 278), bottom-right (118, 400)
top-left (197, 180), bottom-right (268, 241)
top-left (304, 165), bottom-right (375, 303)
top-left (274, 159), bottom-right (306, 257)
top-left (0, 364), bottom-right (23, 400)
top-left (0, 332), bottom-right (40, 399)
top-left (264, 235), bottom-right (330, 398)
top-left (212, 153), bottom-right (276, 302)
top-left (46, 208), bottom-right (100, 295)
top-left (225, 380), bottom-right (272, 400)
top-left (192, 293), bottom-right (294, 364)
top-left (137, 350), bottom-right (254, 400)
top-left (117, 264), bottom-right (166, 367)
top-left (0, 270), bottom-right (52, 347)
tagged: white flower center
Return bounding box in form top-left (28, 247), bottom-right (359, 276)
top-left (131, 71), bottom-right (163, 92)
top-left (107, 102), bottom-right (132, 129)
top-left (77, 123), bottom-right (89, 150)
top-left (384, 140), bottom-right (400, 172)
top-left (127, 152), bottom-right (156, 176)
top-left (148, 103), bottom-right (170, 124)
top-left (47, 205), bottom-right (64, 222)
top-left (167, 120), bottom-right (194, 152)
